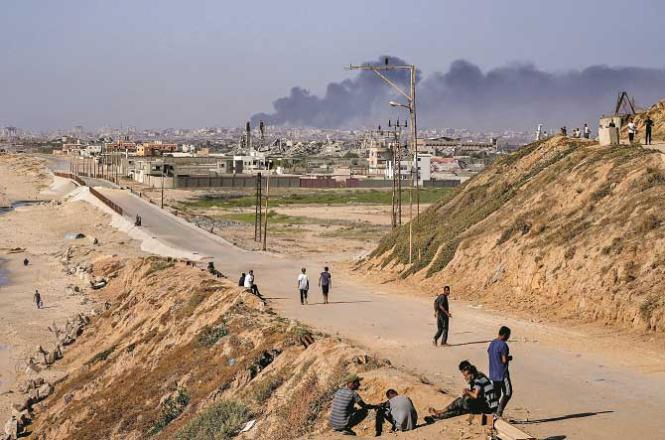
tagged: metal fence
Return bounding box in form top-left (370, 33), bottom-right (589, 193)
top-left (54, 171), bottom-right (85, 186)
top-left (89, 187), bottom-right (123, 216)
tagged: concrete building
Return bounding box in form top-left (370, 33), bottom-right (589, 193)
top-left (368, 142), bottom-right (392, 176)
top-left (385, 153), bottom-right (431, 185)
top-left (417, 137), bottom-right (495, 156)
top-left (105, 140), bottom-right (137, 152)
top-left (80, 145), bottom-right (102, 157)
top-left (136, 141), bottom-right (178, 156)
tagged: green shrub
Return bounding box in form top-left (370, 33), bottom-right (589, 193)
top-left (250, 372), bottom-right (287, 404)
top-left (148, 389), bottom-right (190, 436)
top-left (86, 345), bottom-right (116, 365)
top-left (176, 400), bottom-right (251, 440)
top-left (496, 217), bottom-right (531, 245)
top-left (197, 324), bottom-right (228, 347)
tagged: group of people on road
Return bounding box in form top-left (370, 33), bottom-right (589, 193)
top-left (237, 266), bottom-right (333, 305)
top-left (432, 286), bottom-right (513, 417)
top-left (296, 266), bottom-right (332, 305)
top-left (327, 284), bottom-right (514, 436)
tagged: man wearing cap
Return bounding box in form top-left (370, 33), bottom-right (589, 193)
top-left (330, 374), bottom-right (377, 435)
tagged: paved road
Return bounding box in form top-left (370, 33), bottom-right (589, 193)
top-left (94, 186), bottom-right (664, 440)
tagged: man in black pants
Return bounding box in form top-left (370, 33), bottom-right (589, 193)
top-left (433, 286), bottom-right (452, 346)
top-left (645, 116), bottom-right (654, 145)
top-left (488, 326), bottom-right (513, 417)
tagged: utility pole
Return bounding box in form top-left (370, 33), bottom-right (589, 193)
top-left (255, 172), bottom-right (262, 241)
top-left (349, 60), bottom-right (419, 263)
top-left (262, 165), bottom-right (271, 251)
top-left (389, 118), bottom-right (405, 227)
top-left (160, 160), bottom-right (165, 209)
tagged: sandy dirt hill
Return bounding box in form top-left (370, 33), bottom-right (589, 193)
top-left (366, 135), bottom-right (665, 333)
top-left (24, 257), bottom-right (489, 440)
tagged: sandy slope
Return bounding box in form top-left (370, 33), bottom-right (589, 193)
top-left (0, 154), bottom-right (144, 422)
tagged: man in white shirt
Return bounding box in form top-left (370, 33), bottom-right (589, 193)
top-left (583, 123), bottom-right (591, 139)
top-left (627, 121), bottom-right (637, 144)
top-left (297, 267), bottom-right (310, 305)
top-left (244, 269), bottom-right (260, 296)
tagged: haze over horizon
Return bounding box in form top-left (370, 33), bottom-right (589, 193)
top-left (2, 0), bottom-right (665, 132)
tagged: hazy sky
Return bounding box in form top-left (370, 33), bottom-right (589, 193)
top-left (2, 0), bottom-right (664, 131)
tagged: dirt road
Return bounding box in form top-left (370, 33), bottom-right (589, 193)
top-left (91, 186), bottom-right (665, 440)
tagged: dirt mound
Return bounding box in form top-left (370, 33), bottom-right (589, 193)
top-left (367, 136), bottom-right (665, 333)
top-left (25, 257), bottom-right (485, 439)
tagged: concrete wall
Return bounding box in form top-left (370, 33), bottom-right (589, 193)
top-left (174, 174), bottom-right (461, 189)
top-left (599, 116), bottom-right (622, 146)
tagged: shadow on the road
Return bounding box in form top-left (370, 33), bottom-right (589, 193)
top-left (265, 297), bottom-right (289, 300)
top-left (308, 301), bottom-right (373, 305)
top-left (542, 436), bottom-right (566, 440)
top-left (512, 410), bottom-right (613, 425)
top-left (39, 306), bottom-right (57, 310)
top-left (446, 340), bottom-right (492, 347)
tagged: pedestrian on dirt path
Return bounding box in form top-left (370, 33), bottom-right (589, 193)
top-left (244, 270), bottom-right (261, 296)
top-left (488, 326), bottom-right (513, 418)
top-left (23, 258), bottom-right (29, 266)
top-left (319, 266), bottom-right (331, 304)
top-left (426, 361), bottom-right (498, 422)
top-left (433, 286), bottom-right (452, 346)
top-left (627, 121), bottom-right (637, 144)
top-left (298, 267), bottom-right (310, 305)
top-left (330, 374), bottom-right (378, 436)
top-left (375, 389), bottom-right (418, 435)
top-left (645, 116), bottom-right (654, 145)
top-left (34, 289), bottom-right (42, 309)
top-left (584, 123), bottom-right (591, 139)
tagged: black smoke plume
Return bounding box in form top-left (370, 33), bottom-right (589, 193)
top-left (252, 57), bottom-right (665, 131)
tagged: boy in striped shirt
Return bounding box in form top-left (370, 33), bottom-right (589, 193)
top-left (426, 361), bottom-right (498, 421)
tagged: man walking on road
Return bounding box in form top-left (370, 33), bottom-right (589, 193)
top-left (645, 116), bottom-right (654, 145)
top-left (583, 123), bottom-right (591, 139)
top-left (298, 267), bottom-right (310, 305)
top-left (433, 286), bottom-right (452, 346)
top-left (319, 266), bottom-right (332, 304)
top-left (488, 326), bottom-right (513, 417)
top-left (34, 289), bottom-right (42, 309)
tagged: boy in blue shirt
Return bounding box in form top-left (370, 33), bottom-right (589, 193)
top-left (487, 326), bottom-right (512, 417)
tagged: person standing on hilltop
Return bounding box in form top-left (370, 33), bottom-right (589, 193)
top-left (297, 267), bottom-right (310, 305)
top-left (319, 266), bottom-right (332, 304)
top-left (488, 326), bottom-right (513, 418)
top-left (583, 123), bottom-right (591, 139)
top-left (645, 116), bottom-right (654, 145)
top-left (433, 286), bottom-right (452, 346)
top-left (34, 289), bottom-right (42, 309)
top-left (627, 121), bottom-right (637, 144)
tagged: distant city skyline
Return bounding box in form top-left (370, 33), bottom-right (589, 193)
top-left (2, 0), bottom-right (665, 131)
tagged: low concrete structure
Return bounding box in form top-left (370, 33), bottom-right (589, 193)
top-left (599, 116), bottom-right (622, 146)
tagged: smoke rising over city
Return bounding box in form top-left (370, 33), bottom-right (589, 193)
top-left (253, 57), bottom-right (665, 131)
